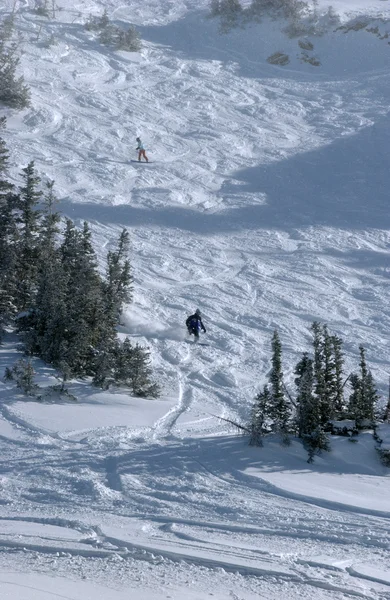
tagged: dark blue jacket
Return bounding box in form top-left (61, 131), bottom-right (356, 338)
top-left (186, 314), bottom-right (206, 333)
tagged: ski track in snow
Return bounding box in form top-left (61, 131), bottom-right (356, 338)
top-left (1, 1), bottom-right (390, 599)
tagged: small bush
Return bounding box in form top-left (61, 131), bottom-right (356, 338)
top-left (33, 1), bottom-right (50, 18)
top-left (298, 39), bottom-right (313, 50)
top-left (85, 9), bottom-right (110, 32)
top-left (6, 358), bottom-right (39, 395)
top-left (301, 53), bottom-right (321, 66)
top-left (377, 448), bottom-right (390, 467)
top-left (267, 51), bottom-right (290, 65)
top-left (85, 9), bottom-right (141, 52)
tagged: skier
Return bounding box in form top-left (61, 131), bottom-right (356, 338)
top-left (136, 137), bottom-right (149, 162)
top-left (186, 309), bottom-right (206, 341)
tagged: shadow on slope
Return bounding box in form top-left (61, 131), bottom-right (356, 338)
top-left (111, 434), bottom-right (389, 518)
top-left (62, 114), bottom-right (390, 233)
top-left (137, 11), bottom-right (390, 78)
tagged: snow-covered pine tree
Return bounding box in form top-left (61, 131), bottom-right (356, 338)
top-left (14, 162), bottom-right (43, 311)
top-left (294, 352), bottom-right (329, 461)
top-left (113, 338), bottom-right (160, 398)
top-left (269, 329), bottom-right (291, 444)
top-left (0, 122), bottom-right (17, 335)
top-left (60, 220), bottom-right (107, 376)
top-left (295, 352), bottom-right (316, 436)
top-left (218, 0), bottom-right (243, 32)
top-left (248, 0), bottom-right (307, 21)
top-left (10, 358), bottom-right (38, 395)
top-left (92, 338), bottom-right (119, 389)
top-left (322, 324), bottom-right (337, 421)
top-left (0, 13), bottom-right (16, 43)
top-left (104, 228), bottom-right (133, 329)
top-left (249, 384), bottom-right (271, 446)
top-left (85, 9), bottom-right (110, 32)
top-left (115, 26), bottom-right (141, 52)
top-left (26, 181), bottom-right (66, 364)
top-left (348, 345), bottom-right (378, 428)
top-left (0, 118), bottom-right (13, 201)
top-left (332, 333), bottom-right (345, 414)
top-left (0, 39), bottom-right (30, 109)
top-left (311, 321), bottom-right (342, 425)
top-left (209, 0), bottom-right (222, 17)
top-left (40, 180), bottom-right (61, 252)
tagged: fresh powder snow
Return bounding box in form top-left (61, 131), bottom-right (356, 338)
top-left (0, 1), bottom-right (390, 599)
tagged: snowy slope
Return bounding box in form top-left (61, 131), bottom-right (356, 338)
top-left (1, 0), bottom-right (390, 599)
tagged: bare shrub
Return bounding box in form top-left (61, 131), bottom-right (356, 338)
top-left (267, 51), bottom-right (290, 65)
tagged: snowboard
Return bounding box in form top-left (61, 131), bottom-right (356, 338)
top-left (131, 160), bottom-right (153, 164)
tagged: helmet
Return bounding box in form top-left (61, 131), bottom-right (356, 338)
top-left (195, 308), bottom-right (201, 316)
top-left (136, 136), bottom-right (140, 141)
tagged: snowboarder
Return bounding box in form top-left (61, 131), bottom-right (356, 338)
top-left (136, 137), bottom-right (149, 162)
top-left (186, 309), bottom-right (206, 341)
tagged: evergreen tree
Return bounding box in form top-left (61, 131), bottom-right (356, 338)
top-left (269, 329), bottom-right (291, 443)
top-left (310, 322), bottom-right (343, 425)
top-left (248, 0), bottom-right (307, 20)
top-left (348, 346), bottom-right (378, 428)
top-left (0, 39), bottom-right (30, 109)
top-left (0, 121), bottom-right (17, 333)
top-left (295, 352), bottom-right (316, 436)
top-left (209, 0), bottom-right (222, 17)
top-left (218, 0), bottom-right (243, 32)
top-left (115, 26), bottom-right (141, 52)
top-left (60, 221), bottom-right (106, 375)
top-left (40, 180), bottom-right (61, 252)
top-left (10, 358), bottom-right (38, 395)
top-left (322, 324), bottom-right (337, 421)
top-left (0, 117), bottom-right (13, 201)
top-left (92, 338), bottom-right (118, 389)
top-left (332, 333), bottom-right (345, 414)
top-left (25, 180), bottom-right (65, 361)
top-left (104, 228), bottom-right (133, 328)
top-left (14, 162), bottom-right (43, 311)
top-left (295, 352), bottom-right (329, 461)
top-left (113, 338), bottom-right (160, 397)
top-left (249, 384), bottom-right (271, 446)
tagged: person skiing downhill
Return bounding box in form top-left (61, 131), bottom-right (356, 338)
top-left (136, 137), bottom-right (149, 162)
top-left (186, 309), bottom-right (206, 341)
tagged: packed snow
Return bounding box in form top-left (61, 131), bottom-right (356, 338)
top-left (1, 0), bottom-right (390, 599)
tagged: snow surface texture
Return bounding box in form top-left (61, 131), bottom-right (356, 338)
top-left (1, 0), bottom-right (390, 599)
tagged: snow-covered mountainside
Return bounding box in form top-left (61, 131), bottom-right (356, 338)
top-left (1, 1), bottom-right (390, 599)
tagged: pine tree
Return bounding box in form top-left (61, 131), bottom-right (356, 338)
top-left (60, 221), bottom-right (106, 375)
top-left (11, 358), bottom-right (37, 395)
top-left (104, 228), bottom-right (133, 328)
top-left (40, 180), bottom-right (61, 252)
top-left (249, 384), bottom-right (271, 446)
top-left (295, 352), bottom-right (316, 436)
top-left (113, 338), bottom-right (160, 397)
top-left (348, 346), bottom-right (378, 428)
top-left (209, 0), bottom-right (222, 17)
top-left (0, 117), bottom-right (13, 201)
top-left (0, 121), bottom-right (17, 333)
top-left (311, 322), bottom-right (341, 425)
top-left (219, 0), bottom-right (243, 32)
top-left (0, 39), bottom-right (30, 109)
top-left (92, 338), bottom-right (119, 389)
top-left (322, 324), bottom-right (337, 421)
top-left (332, 333), bottom-right (344, 414)
top-left (115, 26), bottom-right (141, 52)
top-left (295, 352), bottom-right (329, 461)
top-left (269, 329), bottom-right (291, 443)
top-left (14, 162), bottom-right (43, 311)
